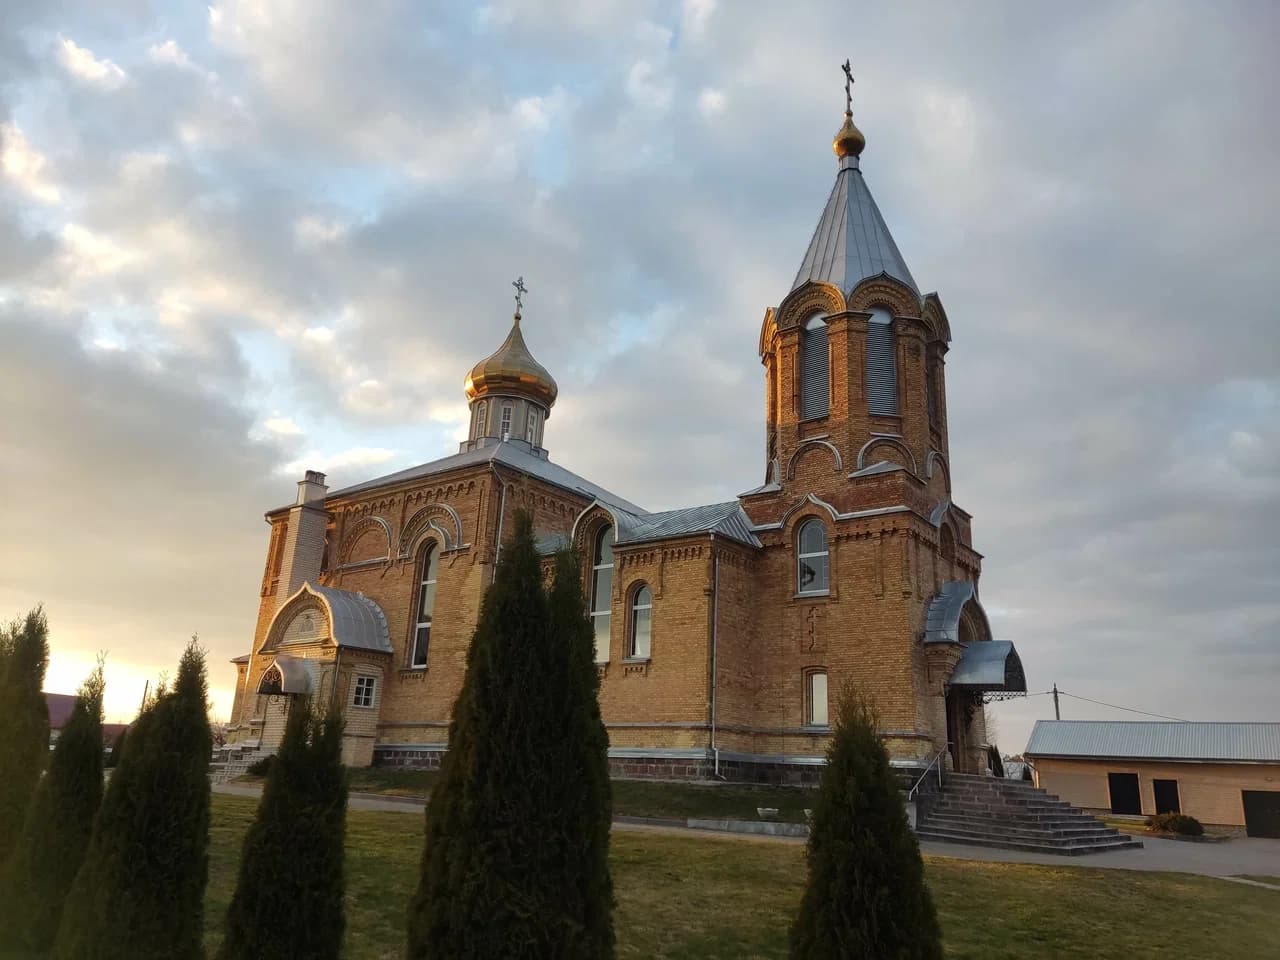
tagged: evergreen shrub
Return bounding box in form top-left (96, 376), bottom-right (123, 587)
top-left (0, 606), bottom-right (50, 865)
top-left (1145, 813), bottom-right (1204, 836)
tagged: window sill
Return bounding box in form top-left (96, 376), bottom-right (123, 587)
top-left (794, 591), bottom-right (830, 600)
top-left (801, 725), bottom-right (832, 733)
top-left (621, 658), bottom-right (651, 676)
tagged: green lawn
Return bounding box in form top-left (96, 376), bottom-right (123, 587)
top-left (205, 795), bottom-right (1277, 959)
top-left (238, 769), bottom-right (817, 822)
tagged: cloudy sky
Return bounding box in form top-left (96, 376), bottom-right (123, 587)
top-left (1, 2), bottom-right (1276, 749)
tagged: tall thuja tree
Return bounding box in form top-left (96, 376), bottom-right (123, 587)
top-left (218, 699), bottom-right (347, 960)
top-left (0, 662), bottom-right (105, 953)
top-left (54, 640), bottom-right (212, 960)
top-left (0, 606), bottom-right (50, 864)
top-left (790, 687), bottom-right (942, 960)
top-left (546, 547), bottom-right (615, 958)
top-left (407, 510), bottom-right (592, 958)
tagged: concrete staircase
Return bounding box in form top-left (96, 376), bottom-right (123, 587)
top-left (916, 773), bottom-right (1143, 855)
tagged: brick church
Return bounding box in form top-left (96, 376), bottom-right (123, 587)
top-left (225, 85), bottom-right (1027, 781)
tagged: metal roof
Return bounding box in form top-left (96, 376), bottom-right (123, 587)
top-left (617, 501), bottom-right (762, 549)
top-left (1025, 721), bottom-right (1280, 763)
top-left (924, 580), bottom-right (984, 644)
top-left (949, 640), bottom-right (1026, 693)
top-left (792, 155), bottom-right (918, 296)
top-left (300, 583), bottom-right (392, 654)
top-left (326, 439), bottom-right (647, 515)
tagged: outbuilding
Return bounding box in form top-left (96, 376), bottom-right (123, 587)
top-left (1024, 720), bottom-right (1280, 837)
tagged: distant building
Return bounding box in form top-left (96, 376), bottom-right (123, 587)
top-left (224, 82), bottom-right (1028, 780)
top-left (1025, 720), bottom-right (1280, 837)
top-left (45, 692), bottom-right (128, 749)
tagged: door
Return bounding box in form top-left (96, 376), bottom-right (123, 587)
top-left (1108, 772), bottom-right (1142, 815)
top-left (945, 689), bottom-right (974, 773)
top-left (1242, 791), bottom-right (1280, 839)
top-left (1153, 779), bottom-right (1180, 814)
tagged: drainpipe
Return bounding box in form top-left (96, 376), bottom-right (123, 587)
top-left (709, 533), bottom-right (722, 780)
top-left (490, 461), bottom-right (509, 584)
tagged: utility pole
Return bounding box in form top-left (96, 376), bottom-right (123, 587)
top-left (1052, 683), bottom-right (1061, 720)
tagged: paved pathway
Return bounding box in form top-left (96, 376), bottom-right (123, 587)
top-left (212, 783), bottom-right (1280, 884)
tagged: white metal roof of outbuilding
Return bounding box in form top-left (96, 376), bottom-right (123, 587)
top-left (1025, 720), bottom-right (1280, 764)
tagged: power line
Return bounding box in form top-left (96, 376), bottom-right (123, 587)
top-left (1056, 690), bottom-right (1190, 723)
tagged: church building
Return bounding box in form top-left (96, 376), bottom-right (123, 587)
top-left (225, 81), bottom-right (1027, 782)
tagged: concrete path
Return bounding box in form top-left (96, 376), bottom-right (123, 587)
top-left (212, 783), bottom-right (1280, 884)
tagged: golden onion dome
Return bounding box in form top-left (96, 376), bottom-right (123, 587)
top-left (833, 109), bottom-right (866, 159)
top-left (463, 313), bottom-right (558, 411)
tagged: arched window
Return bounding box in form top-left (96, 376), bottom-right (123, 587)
top-left (926, 358), bottom-right (942, 425)
top-left (410, 544), bottom-right (439, 668)
top-left (500, 402), bottom-right (513, 438)
top-left (473, 400), bottom-right (488, 437)
top-left (800, 314), bottom-right (829, 420)
top-left (589, 526), bottom-right (614, 663)
top-left (629, 584), bottom-right (652, 659)
top-left (805, 669), bottom-right (829, 727)
top-left (796, 518), bottom-right (829, 595)
top-left (866, 307), bottom-right (898, 415)
top-left (525, 406), bottom-right (541, 446)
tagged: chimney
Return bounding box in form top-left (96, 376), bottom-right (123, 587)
top-left (277, 471), bottom-right (328, 606)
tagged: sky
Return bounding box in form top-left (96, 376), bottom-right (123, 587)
top-left (1, 1), bottom-right (1276, 751)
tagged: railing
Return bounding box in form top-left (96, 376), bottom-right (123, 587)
top-left (908, 742), bottom-right (951, 803)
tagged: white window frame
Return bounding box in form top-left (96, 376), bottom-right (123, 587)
top-left (796, 518), bottom-right (830, 596)
top-left (589, 526), bottom-right (613, 663)
top-left (805, 670), bottom-right (829, 727)
top-left (410, 545), bottom-right (438, 669)
top-left (628, 584), bottom-right (652, 660)
top-left (352, 675), bottom-right (377, 709)
top-left (525, 407), bottom-right (540, 446)
top-left (500, 403), bottom-right (513, 439)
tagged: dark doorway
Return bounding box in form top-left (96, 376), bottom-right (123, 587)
top-left (944, 689), bottom-right (975, 773)
top-left (1153, 779), bottom-right (1180, 814)
top-left (1108, 772), bottom-right (1142, 815)
top-left (1242, 791), bottom-right (1280, 839)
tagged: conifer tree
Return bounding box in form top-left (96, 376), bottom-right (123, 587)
top-left (407, 511), bottom-right (609, 958)
top-left (106, 725), bottom-right (127, 768)
top-left (0, 662), bottom-right (105, 953)
top-left (0, 606), bottom-right (50, 865)
top-left (546, 547), bottom-right (615, 958)
top-left (790, 687), bottom-right (943, 960)
top-left (53, 640), bottom-right (212, 960)
top-left (217, 699), bottom-right (347, 960)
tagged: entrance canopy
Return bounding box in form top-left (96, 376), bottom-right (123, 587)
top-left (948, 640), bottom-right (1026, 694)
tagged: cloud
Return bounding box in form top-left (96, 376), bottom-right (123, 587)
top-left (56, 35), bottom-right (127, 89)
top-left (0, 123), bottom-right (60, 203)
top-left (697, 87), bottom-right (725, 116)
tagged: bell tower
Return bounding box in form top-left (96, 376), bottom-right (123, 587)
top-left (754, 66), bottom-right (953, 503)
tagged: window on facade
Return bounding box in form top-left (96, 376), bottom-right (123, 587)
top-left (800, 314), bottom-right (830, 420)
top-left (926, 360), bottom-right (941, 425)
top-left (500, 403), bottom-right (513, 438)
top-left (629, 584), bottom-right (652, 659)
top-left (525, 406), bottom-right (540, 446)
top-left (473, 400), bottom-right (488, 437)
top-left (589, 526), bottom-right (614, 663)
top-left (866, 307), bottom-right (899, 415)
top-left (805, 670), bottom-right (829, 726)
top-left (410, 544), bottom-right (439, 668)
top-left (352, 675), bottom-right (376, 708)
top-left (797, 518), bottom-right (829, 595)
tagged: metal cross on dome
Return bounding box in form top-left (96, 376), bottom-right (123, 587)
top-left (842, 59), bottom-right (854, 113)
top-left (512, 275), bottom-right (528, 314)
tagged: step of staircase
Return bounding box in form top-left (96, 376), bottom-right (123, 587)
top-left (916, 774), bottom-right (1143, 856)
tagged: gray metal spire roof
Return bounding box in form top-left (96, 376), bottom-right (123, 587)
top-left (792, 155), bottom-right (918, 296)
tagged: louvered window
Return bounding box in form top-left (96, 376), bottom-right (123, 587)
top-left (800, 315), bottom-right (829, 420)
top-left (866, 308), bottom-right (898, 416)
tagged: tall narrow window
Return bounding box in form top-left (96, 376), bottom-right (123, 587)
top-left (473, 400), bottom-right (488, 437)
top-left (866, 308), bottom-right (898, 415)
top-left (500, 403), bottom-right (513, 438)
top-left (805, 670), bottom-right (829, 726)
top-left (926, 360), bottom-right (941, 425)
top-left (410, 545), bottom-right (439, 668)
top-left (629, 584), bottom-right (652, 659)
top-left (589, 526), bottom-right (614, 663)
top-left (797, 519), bottom-right (829, 595)
top-left (525, 407), bottom-right (540, 445)
top-left (800, 314), bottom-right (829, 420)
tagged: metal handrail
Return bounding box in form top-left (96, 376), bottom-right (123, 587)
top-left (907, 742), bottom-right (951, 802)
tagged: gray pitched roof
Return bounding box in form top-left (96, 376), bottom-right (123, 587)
top-left (305, 583), bottom-right (392, 654)
top-left (326, 439), bottom-right (647, 516)
top-left (1025, 721), bottom-right (1280, 763)
top-left (606, 500), bottom-right (762, 549)
top-left (792, 155), bottom-right (918, 296)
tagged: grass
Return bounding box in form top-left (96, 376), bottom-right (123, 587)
top-left (203, 795), bottom-right (1278, 959)
top-left (236, 768), bottom-right (817, 822)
